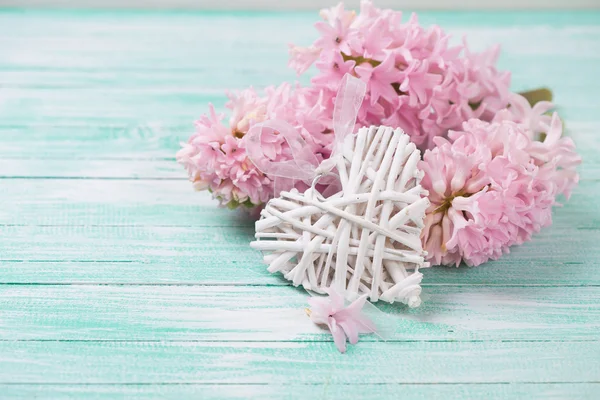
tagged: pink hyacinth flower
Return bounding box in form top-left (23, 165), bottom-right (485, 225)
top-left (307, 287), bottom-right (376, 353)
top-left (419, 113), bottom-right (581, 267)
top-left (289, 0), bottom-right (513, 150)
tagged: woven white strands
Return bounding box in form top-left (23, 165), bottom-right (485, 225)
top-left (251, 126), bottom-right (430, 307)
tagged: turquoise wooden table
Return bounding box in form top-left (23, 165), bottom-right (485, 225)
top-left (0, 8), bottom-right (599, 399)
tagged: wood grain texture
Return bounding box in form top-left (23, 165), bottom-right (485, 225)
top-left (1, 285), bottom-right (599, 341)
top-left (0, 160), bottom-right (183, 179)
top-left (1, 215), bottom-right (598, 285)
top-left (0, 341), bottom-right (600, 385)
top-left (0, 230), bottom-right (599, 285)
top-left (0, 341), bottom-right (599, 384)
top-left (2, 383), bottom-right (600, 400)
top-left (4, 0), bottom-right (600, 11)
top-left (1, 9), bottom-right (599, 399)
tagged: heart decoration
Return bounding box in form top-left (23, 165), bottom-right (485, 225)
top-left (251, 126), bottom-right (430, 307)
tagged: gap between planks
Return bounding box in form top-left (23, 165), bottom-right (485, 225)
top-left (0, 282), bottom-right (598, 287)
top-left (1, 382), bottom-right (599, 400)
top-left (0, 382), bottom-right (597, 385)
top-left (0, 339), bottom-right (597, 343)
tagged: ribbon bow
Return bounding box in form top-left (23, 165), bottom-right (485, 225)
top-left (245, 74), bottom-right (367, 196)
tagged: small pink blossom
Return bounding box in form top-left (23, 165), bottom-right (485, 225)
top-left (307, 287), bottom-right (376, 353)
top-left (319, 1), bottom-right (356, 31)
top-left (226, 87), bottom-right (267, 133)
top-left (493, 92), bottom-right (553, 138)
top-left (526, 114), bottom-right (582, 199)
top-left (355, 54), bottom-right (399, 105)
top-left (288, 45), bottom-right (322, 75)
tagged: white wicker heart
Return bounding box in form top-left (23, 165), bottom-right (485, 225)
top-left (251, 126), bottom-right (430, 307)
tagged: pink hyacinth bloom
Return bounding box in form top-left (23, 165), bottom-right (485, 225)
top-left (290, 0), bottom-right (512, 150)
top-left (179, 0), bottom-right (582, 219)
top-left (419, 114), bottom-right (580, 267)
top-left (176, 111), bottom-right (272, 208)
top-left (177, 81), bottom-right (330, 209)
top-left (307, 287), bottom-right (376, 353)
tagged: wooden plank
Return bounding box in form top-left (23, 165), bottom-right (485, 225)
top-left (0, 222), bottom-right (598, 280)
top-left (0, 224), bottom-right (259, 261)
top-left (0, 180), bottom-right (255, 228)
top-left (1, 181), bottom-right (598, 285)
top-left (3, 0), bottom-right (600, 12)
top-left (1, 183), bottom-right (596, 231)
top-left (0, 341), bottom-right (598, 384)
top-left (0, 87), bottom-right (222, 125)
top-left (1, 383), bottom-right (598, 400)
top-left (0, 14), bottom-right (309, 88)
top-left (0, 124), bottom-right (186, 158)
top-left (2, 255), bottom-right (599, 286)
top-left (2, 175), bottom-right (598, 226)
top-left (1, 10), bottom-right (599, 28)
top-left (0, 159), bottom-right (183, 179)
top-left (0, 285), bottom-right (598, 341)
top-left (0, 232), bottom-right (598, 285)
top-left (0, 261), bottom-right (278, 285)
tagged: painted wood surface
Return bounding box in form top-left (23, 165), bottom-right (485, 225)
top-left (0, 8), bottom-right (599, 399)
top-left (2, 384), bottom-right (600, 400)
top-left (0, 341), bottom-right (599, 383)
top-left (4, 0), bottom-right (600, 12)
top-left (1, 285), bottom-right (600, 340)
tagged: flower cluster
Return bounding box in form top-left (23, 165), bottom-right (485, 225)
top-left (289, 0), bottom-right (511, 149)
top-left (179, 0), bottom-right (515, 209)
top-left (420, 110), bottom-right (580, 267)
top-left (177, 83), bottom-right (332, 208)
top-left (177, 0), bottom-right (581, 268)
